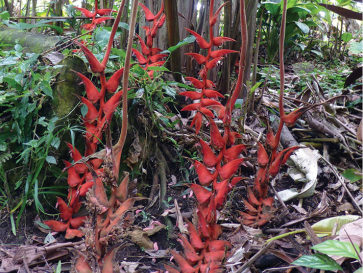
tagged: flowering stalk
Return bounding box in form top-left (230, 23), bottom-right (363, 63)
top-left (165, 1), bottom-right (246, 272)
top-left (44, 0), bottom-right (141, 271)
top-left (132, 1), bottom-right (168, 79)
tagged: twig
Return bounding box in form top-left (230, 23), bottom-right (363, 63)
top-left (234, 242), bottom-right (274, 273)
top-left (320, 156), bottom-right (363, 215)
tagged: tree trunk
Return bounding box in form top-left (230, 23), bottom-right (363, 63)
top-left (4, 0), bottom-right (13, 16)
top-left (165, 0), bottom-right (182, 81)
top-left (218, 0), bottom-right (232, 94)
top-left (120, 0), bottom-right (129, 48)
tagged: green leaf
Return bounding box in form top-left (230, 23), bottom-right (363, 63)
top-left (354, 267), bottom-right (363, 273)
top-left (295, 21), bottom-right (309, 34)
top-left (341, 32), bottom-right (353, 43)
top-left (312, 240), bottom-right (360, 260)
top-left (292, 254), bottom-right (343, 271)
top-left (0, 11), bottom-right (10, 20)
top-left (118, 22), bottom-right (129, 30)
top-left (312, 215), bottom-right (360, 236)
top-left (147, 66), bottom-right (170, 72)
top-left (349, 41), bottom-right (363, 55)
top-left (342, 169), bottom-right (362, 183)
top-left (55, 260), bottom-right (62, 273)
top-left (163, 35), bottom-right (196, 53)
top-left (46, 156), bottom-right (57, 165)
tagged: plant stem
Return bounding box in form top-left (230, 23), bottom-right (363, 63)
top-left (225, 0), bottom-right (247, 124)
top-left (114, 0), bottom-right (139, 176)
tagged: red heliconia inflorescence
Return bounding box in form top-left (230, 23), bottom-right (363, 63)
top-left (132, 1), bottom-right (168, 79)
top-left (75, 0), bottom-right (116, 31)
top-left (44, 0), bottom-right (137, 270)
top-left (165, 0), bottom-right (245, 272)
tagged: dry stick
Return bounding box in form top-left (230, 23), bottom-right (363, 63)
top-left (113, 0), bottom-right (139, 174)
top-left (234, 242), bottom-right (274, 273)
top-left (320, 156), bottom-right (363, 215)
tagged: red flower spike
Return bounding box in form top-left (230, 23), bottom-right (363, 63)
top-left (203, 89), bottom-right (224, 99)
top-left (199, 139), bottom-right (219, 167)
top-left (210, 49), bottom-right (238, 59)
top-left (81, 97), bottom-right (99, 123)
top-left (132, 48), bottom-right (147, 65)
top-left (67, 142), bottom-right (87, 174)
top-left (70, 216), bottom-right (87, 229)
top-left (199, 107), bottom-right (214, 118)
top-left (96, 9), bottom-right (116, 16)
top-left (65, 228), bottom-right (84, 239)
top-left (200, 263), bottom-right (221, 273)
top-left (101, 248), bottom-right (118, 273)
top-left (139, 1), bottom-right (164, 21)
top-left (157, 14), bottom-right (166, 28)
top-left (75, 41), bottom-right (105, 73)
top-left (197, 210), bottom-right (211, 238)
top-left (64, 160), bottom-right (82, 187)
top-left (43, 220), bottom-right (68, 232)
top-left (194, 160), bottom-right (216, 186)
top-left (282, 107), bottom-right (309, 127)
top-left (81, 23), bottom-right (96, 31)
top-left (178, 234), bottom-right (202, 263)
top-left (103, 90), bottom-right (123, 121)
top-left (208, 240), bottom-right (232, 252)
top-left (170, 250), bottom-right (196, 273)
top-left (105, 67), bottom-right (124, 93)
top-left (281, 146), bottom-right (300, 165)
top-left (206, 80), bottom-right (215, 88)
top-left (115, 172), bottom-right (129, 202)
top-left (247, 187), bottom-right (261, 206)
top-left (74, 7), bottom-right (95, 18)
top-left (206, 57), bottom-right (223, 70)
top-left (75, 255), bottom-right (92, 273)
top-left (243, 199), bottom-right (258, 213)
top-left (204, 251), bottom-right (226, 263)
top-left (164, 264), bottom-right (180, 273)
top-left (186, 28), bottom-right (211, 49)
top-left (231, 176), bottom-right (243, 187)
top-left (148, 60), bottom-right (165, 67)
top-left (191, 112), bottom-right (203, 134)
top-left (206, 196), bottom-right (217, 223)
top-left (266, 130), bottom-right (279, 150)
top-left (56, 197), bottom-right (73, 221)
top-left (209, 223), bottom-right (222, 240)
top-left (181, 103), bottom-right (200, 111)
top-left (149, 54), bottom-right (168, 63)
top-left (257, 142), bottom-right (269, 167)
top-left (150, 48), bottom-right (162, 55)
top-left (217, 158), bottom-right (244, 180)
top-left (262, 197), bottom-right (274, 207)
top-left (180, 91), bottom-right (203, 100)
top-left (210, 2), bottom-right (229, 26)
top-left (214, 179), bottom-right (229, 208)
top-left (223, 144), bottom-right (246, 162)
top-left (91, 158), bottom-right (103, 169)
top-left (79, 181), bottom-right (94, 196)
top-left (135, 33), bottom-right (150, 56)
top-left (186, 220), bottom-right (205, 249)
top-left (93, 17), bottom-right (112, 25)
top-left (75, 72), bottom-right (101, 103)
top-left (190, 184), bottom-right (212, 205)
top-left (185, 77), bottom-right (204, 89)
top-left (185, 53), bottom-right (207, 65)
top-left (209, 118), bottom-right (225, 150)
top-left (212, 37), bottom-right (235, 47)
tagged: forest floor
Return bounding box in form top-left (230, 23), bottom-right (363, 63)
top-left (0, 61), bottom-right (362, 273)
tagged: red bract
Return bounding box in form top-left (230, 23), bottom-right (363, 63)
top-left (133, 2), bottom-right (168, 79)
top-left (169, 0), bottom-right (243, 271)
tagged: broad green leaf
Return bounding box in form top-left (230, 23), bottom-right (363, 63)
top-left (342, 168), bottom-right (362, 183)
top-left (46, 156), bottom-right (57, 165)
top-left (312, 240), bottom-right (360, 260)
top-left (292, 254), bottom-right (343, 271)
top-left (312, 215), bottom-right (360, 236)
top-left (311, 50), bottom-right (323, 58)
top-left (0, 11), bottom-right (10, 20)
top-left (295, 21), bottom-right (309, 34)
top-left (55, 261), bottom-right (62, 273)
top-left (341, 32), bottom-right (353, 43)
top-left (163, 35), bottom-right (196, 54)
top-left (118, 22), bottom-right (129, 30)
top-left (147, 66), bottom-right (170, 72)
top-left (349, 41), bottom-right (363, 55)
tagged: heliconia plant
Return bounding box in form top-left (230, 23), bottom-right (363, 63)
top-left (132, 1), bottom-right (168, 79)
top-left (43, 0), bottom-right (140, 271)
top-left (165, 0), bottom-right (247, 272)
top-left (74, 0), bottom-right (116, 31)
top-left (239, 0), bottom-right (304, 227)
